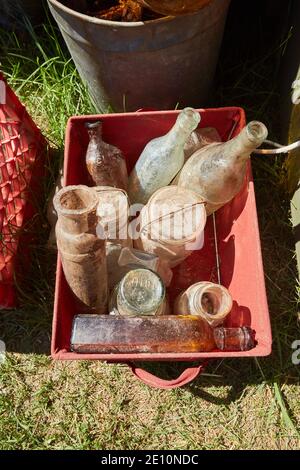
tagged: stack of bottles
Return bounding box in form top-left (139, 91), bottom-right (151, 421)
top-left (53, 107), bottom-right (268, 354)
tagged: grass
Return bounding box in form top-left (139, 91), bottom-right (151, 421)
top-left (0, 2), bottom-right (300, 450)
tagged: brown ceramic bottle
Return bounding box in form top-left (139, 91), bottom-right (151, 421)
top-left (85, 121), bottom-right (128, 190)
top-left (53, 185), bottom-right (108, 314)
top-left (71, 315), bottom-right (256, 354)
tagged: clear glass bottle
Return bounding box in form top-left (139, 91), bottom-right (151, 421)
top-left (174, 281), bottom-right (233, 327)
top-left (53, 185), bottom-right (108, 314)
top-left (85, 121), bottom-right (128, 190)
top-left (128, 108), bottom-right (200, 204)
top-left (71, 315), bottom-right (256, 354)
top-left (177, 121), bottom-right (268, 215)
top-left (183, 127), bottom-right (221, 162)
top-left (110, 268), bottom-right (166, 316)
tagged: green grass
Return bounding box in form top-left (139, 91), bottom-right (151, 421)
top-left (0, 7), bottom-right (300, 450)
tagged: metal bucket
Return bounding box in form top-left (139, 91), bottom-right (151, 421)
top-left (48, 0), bottom-right (230, 112)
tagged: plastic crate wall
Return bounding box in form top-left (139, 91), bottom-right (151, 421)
top-left (0, 72), bottom-right (47, 308)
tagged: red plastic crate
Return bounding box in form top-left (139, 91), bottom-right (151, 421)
top-left (0, 72), bottom-right (47, 308)
top-left (52, 107), bottom-right (272, 388)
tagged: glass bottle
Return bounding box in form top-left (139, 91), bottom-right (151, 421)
top-left (95, 186), bottom-right (131, 291)
top-left (177, 121), bottom-right (268, 215)
top-left (128, 108), bottom-right (200, 204)
top-left (71, 315), bottom-right (256, 354)
top-left (135, 186), bottom-right (206, 267)
top-left (174, 281), bottom-right (233, 327)
top-left (118, 246), bottom-right (173, 287)
top-left (214, 326), bottom-right (255, 351)
top-left (183, 127), bottom-right (221, 162)
top-left (111, 268), bottom-right (166, 316)
top-left (136, 0), bottom-right (211, 16)
top-left (53, 185), bottom-right (108, 314)
top-left (85, 121), bottom-right (128, 190)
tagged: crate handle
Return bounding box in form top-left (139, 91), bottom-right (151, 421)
top-left (128, 361), bottom-right (208, 389)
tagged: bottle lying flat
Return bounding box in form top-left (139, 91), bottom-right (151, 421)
top-left (71, 315), bottom-right (256, 354)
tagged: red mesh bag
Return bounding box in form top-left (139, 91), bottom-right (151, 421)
top-left (0, 71), bottom-right (47, 308)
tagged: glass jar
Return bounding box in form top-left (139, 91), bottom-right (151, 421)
top-left (135, 186), bottom-right (206, 267)
top-left (109, 268), bottom-right (167, 316)
top-left (174, 281), bottom-right (233, 326)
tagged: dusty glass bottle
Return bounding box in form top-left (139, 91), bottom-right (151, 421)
top-left (71, 315), bottom-right (256, 354)
top-left (177, 121), bottom-right (268, 215)
top-left (95, 186), bottom-right (131, 291)
top-left (85, 121), bottom-right (128, 190)
top-left (183, 127), bottom-right (221, 162)
top-left (128, 108), bottom-right (200, 204)
top-left (174, 281), bottom-right (233, 327)
top-left (53, 185), bottom-right (108, 314)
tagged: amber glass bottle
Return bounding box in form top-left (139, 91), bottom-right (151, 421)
top-left (85, 121), bottom-right (128, 190)
top-left (71, 315), bottom-right (256, 354)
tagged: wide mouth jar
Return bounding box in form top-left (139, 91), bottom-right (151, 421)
top-left (192, 282), bottom-right (233, 325)
top-left (142, 186), bottom-right (206, 246)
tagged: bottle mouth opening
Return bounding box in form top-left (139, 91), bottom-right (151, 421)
top-left (200, 290), bottom-right (220, 316)
top-left (178, 107), bottom-right (201, 131)
top-left (246, 121), bottom-right (268, 143)
top-left (193, 283), bottom-right (233, 318)
top-left (85, 120), bottom-right (102, 130)
top-left (54, 185), bottom-right (98, 215)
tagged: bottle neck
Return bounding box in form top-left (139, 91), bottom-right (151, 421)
top-left (166, 108), bottom-right (201, 147)
top-left (192, 287), bottom-right (221, 317)
top-left (86, 121), bottom-right (103, 142)
top-left (224, 121), bottom-right (268, 163)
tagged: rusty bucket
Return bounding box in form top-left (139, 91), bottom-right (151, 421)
top-left (48, 0), bottom-right (230, 112)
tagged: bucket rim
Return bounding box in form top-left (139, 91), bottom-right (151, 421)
top-left (47, 0), bottom-right (181, 27)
